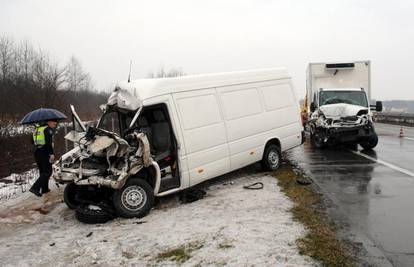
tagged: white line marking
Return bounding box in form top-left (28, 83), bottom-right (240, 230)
top-left (403, 137), bottom-right (414, 141)
top-left (351, 150), bottom-right (414, 178)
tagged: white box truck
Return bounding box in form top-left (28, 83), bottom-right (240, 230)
top-left (53, 68), bottom-right (304, 220)
top-left (305, 61), bottom-right (383, 149)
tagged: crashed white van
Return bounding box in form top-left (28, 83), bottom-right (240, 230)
top-left (53, 68), bottom-right (304, 219)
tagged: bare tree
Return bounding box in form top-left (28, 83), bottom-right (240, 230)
top-left (0, 36), bottom-right (14, 81)
top-left (19, 40), bottom-right (34, 82)
top-left (63, 56), bottom-right (92, 91)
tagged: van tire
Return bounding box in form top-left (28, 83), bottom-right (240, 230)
top-left (75, 204), bottom-right (114, 224)
top-left (262, 144), bottom-right (281, 171)
top-left (360, 133), bottom-right (378, 150)
top-left (64, 183), bottom-right (81, 209)
top-left (311, 131), bottom-right (325, 149)
top-left (113, 178), bottom-right (154, 218)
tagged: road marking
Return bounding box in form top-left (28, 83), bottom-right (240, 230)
top-left (403, 137), bottom-right (414, 141)
top-left (351, 150), bottom-right (414, 178)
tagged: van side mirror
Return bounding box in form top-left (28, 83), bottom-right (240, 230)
top-left (376, 101), bottom-right (383, 112)
top-left (310, 102), bottom-right (316, 112)
top-left (370, 101), bottom-right (383, 112)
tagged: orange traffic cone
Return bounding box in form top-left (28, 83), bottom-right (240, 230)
top-left (400, 126), bottom-right (404, 138)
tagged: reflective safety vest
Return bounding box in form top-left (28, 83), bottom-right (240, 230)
top-left (33, 126), bottom-right (47, 146)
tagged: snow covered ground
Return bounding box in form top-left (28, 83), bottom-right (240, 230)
top-left (0, 168), bottom-right (38, 202)
top-left (0, 172), bottom-right (316, 267)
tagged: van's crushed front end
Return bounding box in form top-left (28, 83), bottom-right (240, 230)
top-left (53, 127), bottom-right (154, 189)
top-left (53, 87), bottom-right (160, 191)
top-left (52, 88), bottom-right (167, 221)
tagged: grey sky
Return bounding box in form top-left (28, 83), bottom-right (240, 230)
top-left (1, 0), bottom-right (413, 100)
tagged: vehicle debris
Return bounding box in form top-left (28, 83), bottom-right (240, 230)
top-left (242, 182), bottom-right (264, 190)
top-left (55, 128), bottom-right (153, 190)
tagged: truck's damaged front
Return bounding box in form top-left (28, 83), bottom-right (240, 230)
top-left (309, 89), bottom-right (382, 149)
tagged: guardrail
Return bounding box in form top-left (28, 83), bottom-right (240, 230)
top-left (374, 112), bottom-right (414, 126)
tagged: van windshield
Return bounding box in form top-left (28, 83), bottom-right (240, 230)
top-left (97, 111), bottom-right (121, 134)
top-left (319, 91), bottom-right (368, 107)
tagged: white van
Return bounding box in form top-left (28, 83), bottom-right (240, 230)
top-left (54, 68), bottom-right (304, 219)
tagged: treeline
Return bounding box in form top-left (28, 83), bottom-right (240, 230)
top-left (0, 35), bottom-right (108, 126)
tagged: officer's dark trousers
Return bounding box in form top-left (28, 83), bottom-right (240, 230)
top-left (31, 150), bottom-right (52, 193)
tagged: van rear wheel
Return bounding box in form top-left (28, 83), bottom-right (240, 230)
top-left (113, 178), bottom-right (154, 218)
top-left (262, 144), bottom-right (281, 171)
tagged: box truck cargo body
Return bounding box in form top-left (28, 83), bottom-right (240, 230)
top-left (306, 61), bottom-right (382, 148)
top-left (53, 68), bottom-right (304, 219)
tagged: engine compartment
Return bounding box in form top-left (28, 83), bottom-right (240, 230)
top-left (53, 126), bottom-right (153, 189)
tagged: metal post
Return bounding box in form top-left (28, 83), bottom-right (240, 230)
top-left (64, 124), bottom-right (68, 152)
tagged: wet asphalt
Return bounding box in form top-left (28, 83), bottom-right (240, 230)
top-left (286, 123), bottom-right (414, 267)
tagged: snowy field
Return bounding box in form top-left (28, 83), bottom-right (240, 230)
top-left (0, 173), bottom-right (316, 267)
top-left (0, 121), bottom-right (72, 137)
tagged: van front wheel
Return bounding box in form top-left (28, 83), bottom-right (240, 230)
top-left (113, 178), bottom-right (154, 218)
top-left (262, 144), bottom-right (281, 171)
top-left (64, 182), bottom-right (81, 209)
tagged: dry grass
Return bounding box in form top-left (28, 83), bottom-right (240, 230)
top-left (155, 241), bottom-right (204, 264)
top-left (156, 247), bottom-right (191, 264)
top-left (273, 163), bottom-right (355, 267)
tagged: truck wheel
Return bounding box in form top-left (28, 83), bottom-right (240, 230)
top-left (75, 204), bottom-right (114, 224)
top-left (261, 144), bottom-right (282, 171)
top-left (64, 183), bottom-right (81, 209)
top-left (360, 134), bottom-right (378, 150)
top-left (311, 131), bottom-right (325, 148)
top-left (113, 178), bottom-right (154, 218)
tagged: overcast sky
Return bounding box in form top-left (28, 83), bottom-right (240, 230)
top-left (1, 0), bottom-right (414, 100)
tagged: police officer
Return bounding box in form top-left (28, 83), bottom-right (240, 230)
top-left (29, 120), bottom-right (58, 197)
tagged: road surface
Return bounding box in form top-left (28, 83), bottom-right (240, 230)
top-left (287, 123), bottom-right (414, 267)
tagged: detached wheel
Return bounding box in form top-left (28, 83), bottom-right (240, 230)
top-left (64, 183), bottom-right (81, 209)
top-left (360, 133), bottom-right (378, 150)
top-left (113, 178), bottom-right (154, 218)
top-left (75, 204), bottom-right (114, 224)
top-left (261, 144), bottom-right (281, 171)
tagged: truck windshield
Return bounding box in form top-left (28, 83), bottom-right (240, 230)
top-left (319, 91), bottom-right (368, 107)
top-left (97, 111), bottom-right (121, 134)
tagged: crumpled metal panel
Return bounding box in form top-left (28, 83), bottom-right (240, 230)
top-left (106, 87), bottom-right (142, 111)
top-left (319, 103), bottom-right (368, 119)
top-left (54, 130), bottom-right (157, 189)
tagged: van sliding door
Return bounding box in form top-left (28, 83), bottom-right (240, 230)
top-left (173, 89), bottom-right (230, 186)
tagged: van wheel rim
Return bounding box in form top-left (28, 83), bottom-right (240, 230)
top-left (121, 186), bottom-right (147, 211)
top-left (268, 151), bottom-right (279, 167)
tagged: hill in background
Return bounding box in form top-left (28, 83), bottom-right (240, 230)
top-left (382, 100), bottom-right (414, 113)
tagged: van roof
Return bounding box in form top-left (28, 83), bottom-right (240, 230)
top-left (116, 68), bottom-right (290, 100)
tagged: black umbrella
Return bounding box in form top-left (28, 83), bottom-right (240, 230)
top-left (20, 108), bottom-right (67, 125)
